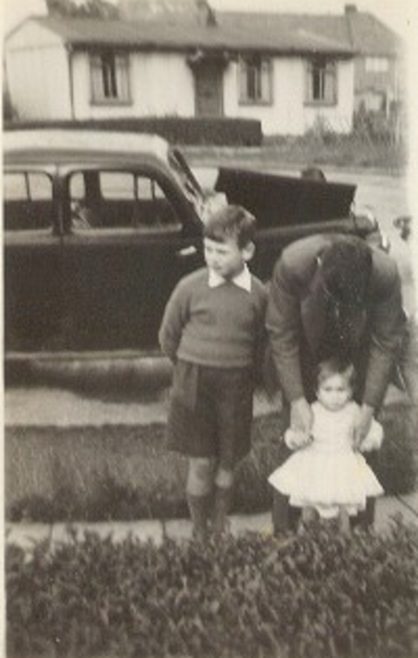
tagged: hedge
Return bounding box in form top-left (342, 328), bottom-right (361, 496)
top-left (4, 116), bottom-right (262, 146)
top-left (6, 521), bottom-right (418, 658)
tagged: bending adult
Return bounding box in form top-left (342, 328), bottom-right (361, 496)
top-left (266, 234), bottom-right (408, 530)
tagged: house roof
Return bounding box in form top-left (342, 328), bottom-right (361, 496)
top-left (344, 10), bottom-right (402, 55)
top-left (26, 15), bottom-right (354, 56)
top-left (219, 10), bottom-right (403, 57)
top-left (11, 7), bottom-right (402, 58)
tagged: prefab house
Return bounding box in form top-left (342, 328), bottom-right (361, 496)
top-left (5, 14), bottom-right (356, 135)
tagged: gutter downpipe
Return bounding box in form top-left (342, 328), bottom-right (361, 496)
top-left (66, 43), bottom-right (76, 120)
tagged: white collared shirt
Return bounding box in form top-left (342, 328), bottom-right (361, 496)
top-left (208, 265), bottom-right (252, 292)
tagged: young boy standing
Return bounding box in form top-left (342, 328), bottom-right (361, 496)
top-left (159, 205), bottom-right (267, 541)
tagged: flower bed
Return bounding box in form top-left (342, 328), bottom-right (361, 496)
top-left (6, 521), bottom-right (418, 658)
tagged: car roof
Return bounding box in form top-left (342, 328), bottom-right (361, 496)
top-left (3, 129), bottom-right (170, 166)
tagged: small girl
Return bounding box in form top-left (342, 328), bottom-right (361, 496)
top-left (268, 358), bottom-right (384, 532)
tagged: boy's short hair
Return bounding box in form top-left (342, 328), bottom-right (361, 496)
top-left (203, 204), bottom-right (256, 249)
top-left (316, 357), bottom-right (356, 389)
top-left (320, 236), bottom-right (372, 306)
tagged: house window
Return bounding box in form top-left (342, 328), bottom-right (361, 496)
top-left (306, 59), bottom-right (337, 105)
top-left (365, 57), bottom-right (389, 73)
top-left (90, 51), bottom-right (130, 104)
top-left (239, 55), bottom-right (272, 105)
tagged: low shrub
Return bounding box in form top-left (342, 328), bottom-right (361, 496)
top-left (6, 521), bottom-right (418, 658)
top-left (261, 125), bottom-right (405, 170)
top-left (4, 116), bottom-right (262, 146)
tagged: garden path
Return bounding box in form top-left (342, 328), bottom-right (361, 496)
top-left (6, 491), bottom-right (418, 553)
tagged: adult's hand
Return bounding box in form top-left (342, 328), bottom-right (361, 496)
top-left (290, 397), bottom-right (313, 435)
top-left (353, 404), bottom-right (374, 450)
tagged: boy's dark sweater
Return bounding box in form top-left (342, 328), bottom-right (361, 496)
top-left (159, 267), bottom-right (267, 368)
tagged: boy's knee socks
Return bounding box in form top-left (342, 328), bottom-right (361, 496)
top-left (186, 457), bottom-right (214, 496)
top-left (212, 485), bottom-right (233, 537)
top-left (186, 492), bottom-right (212, 541)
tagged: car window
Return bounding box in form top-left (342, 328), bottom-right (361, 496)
top-left (69, 170), bottom-right (181, 231)
top-left (4, 172), bottom-right (53, 231)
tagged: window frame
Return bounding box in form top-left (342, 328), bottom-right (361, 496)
top-left (238, 54), bottom-right (273, 106)
top-left (305, 58), bottom-right (338, 107)
top-left (89, 50), bottom-right (132, 106)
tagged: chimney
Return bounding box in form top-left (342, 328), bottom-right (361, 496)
top-left (345, 4), bottom-right (357, 13)
top-left (195, 0), bottom-right (217, 26)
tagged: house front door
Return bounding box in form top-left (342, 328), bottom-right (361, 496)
top-left (194, 61), bottom-right (224, 117)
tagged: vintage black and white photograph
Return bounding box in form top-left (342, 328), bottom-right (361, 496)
top-left (3, 0), bottom-right (418, 656)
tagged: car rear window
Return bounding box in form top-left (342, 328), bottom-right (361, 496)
top-left (4, 172), bottom-right (53, 231)
top-left (69, 170), bottom-right (180, 231)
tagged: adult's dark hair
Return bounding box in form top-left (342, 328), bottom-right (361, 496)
top-left (203, 204), bottom-right (256, 249)
top-left (320, 236), bottom-right (372, 306)
top-left (301, 167), bottom-right (327, 182)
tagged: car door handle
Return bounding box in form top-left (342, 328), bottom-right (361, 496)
top-left (177, 245), bottom-right (198, 258)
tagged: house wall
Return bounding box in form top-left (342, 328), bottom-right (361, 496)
top-left (5, 21), bottom-right (72, 120)
top-left (72, 51), bottom-right (195, 119)
top-left (224, 56), bottom-right (353, 135)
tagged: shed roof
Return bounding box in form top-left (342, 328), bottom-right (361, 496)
top-left (24, 14), bottom-right (354, 56)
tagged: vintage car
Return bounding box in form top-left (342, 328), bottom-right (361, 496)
top-left (4, 129), bottom-right (381, 362)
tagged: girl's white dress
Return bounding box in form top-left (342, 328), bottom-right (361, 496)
top-left (268, 401), bottom-right (384, 518)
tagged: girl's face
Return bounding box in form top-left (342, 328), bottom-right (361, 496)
top-left (317, 373), bottom-right (352, 411)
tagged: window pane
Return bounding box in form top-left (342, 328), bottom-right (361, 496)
top-left (29, 173), bottom-right (53, 200)
top-left (90, 52), bottom-right (129, 103)
top-left (312, 66), bottom-right (322, 100)
top-left (248, 65), bottom-right (256, 100)
top-left (260, 61), bottom-right (270, 101)
top-left (4, 172), bottom-right (52, 231)
top-left (239, 56), bottom-right (271, 103)
top-left (70, 172), bottom-right (86, 200)
top-left (136, 176), bottom-right (153, 200)
top-left (366, 57), bottom-right (389, 73)
top-left (239, 60), bottom-right (247, 99)
top-left (4, 173), bottom-right (28, 200)
top-left (307, 60), bottom-right (335, 103)
top-left (100, 172), bottom-right (134, 199)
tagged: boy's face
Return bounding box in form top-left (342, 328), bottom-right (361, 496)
top-left (317, 373), bottom-right (352, 411)
top-left (203, 236), bottom-right (253, 280)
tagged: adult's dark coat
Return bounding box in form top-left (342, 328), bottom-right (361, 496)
top-left (266, 234), bottom-right (406, 408)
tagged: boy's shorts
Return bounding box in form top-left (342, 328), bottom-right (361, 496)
top-left (166, 360), bottom-right (254, 469)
